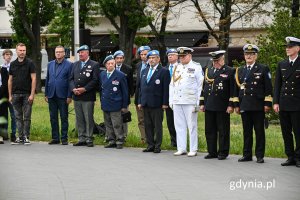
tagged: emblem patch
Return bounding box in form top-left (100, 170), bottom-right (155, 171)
top-left (155, 79), bottom-right (160, 84)
top-left (113, 87), bottom-right (117, 92)
top-left (86, 72), bottom-right (90, 77)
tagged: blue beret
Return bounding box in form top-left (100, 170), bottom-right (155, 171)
top-left (103, 55), bottom-right (114, 65)
top-left (137, 46), bottom-right (151, 55)
top-left (77, 45), bottom-right (89, 53)
top-left (166, 48), bottom-right (178, 55)
top-left (113, 50), bottom-right (124, 57)
top-left (243, 44), bottom-right (259, 53)
top-left (286, 36), bottom-right (300, 47)
top-left (146, 50), bottom-right (160, 58)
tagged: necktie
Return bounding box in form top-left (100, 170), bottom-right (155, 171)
top-left (147, 67), bottom-right (153, 83)
top-left (170, 65), bottom-right (173, 77)
top-left (117, 65), bottom-right (121, 71)
top-left (81, 62), bottom-right (86, 69)
top-left (290, 61), bottom-right (293, 67)
top-left (244, 66), bottom-right (251, 81)
top-left (107, 72), bottom-right (110, 79)
top-left (140, 63), bottom-right (146, 78)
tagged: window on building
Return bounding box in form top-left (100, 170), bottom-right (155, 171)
top-left (0, 0), bottom-right (5, 7)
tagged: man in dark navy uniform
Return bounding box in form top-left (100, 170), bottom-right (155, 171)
top-left (233, 44), bottom-right (273, 164)
top-left (200, 50), bottom-right (235, 160)
top-left (138, 50), bottom-right (170, 153)
top-left (100, 55), bottom-right (129, 149)
top-left (134, 46), bottom-right (151, 143)
top-left (274, 36), bottom-right (300, 167)
top-left (70, 45), bottom-right (99, 147)
top-left (165, 48), bottom-right (178, 147)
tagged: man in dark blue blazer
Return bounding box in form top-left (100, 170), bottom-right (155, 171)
top-left (138, 50), bottom-right (170, 153)
top-left (100, 55), bottom-right (129, 149)
top-left (69, 45), bottom-right (99, 147)
top-left (45, 46), bottom-right (73, 145)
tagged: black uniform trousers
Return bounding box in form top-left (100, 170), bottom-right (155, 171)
top-left (241, 111), bottom-right (265, 158)
top-left (205, 110), bottom-right (230, 156)
top-left (0, 101), bottom-right (8, 138)
top-left (144, 107), bottom-right (163, 149)
top-left (165, 107), bottom-right (176, 146)
top-left (279, 111), bottom-right (300, 161)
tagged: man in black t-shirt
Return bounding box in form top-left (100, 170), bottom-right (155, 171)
top-left (8, 43), bottom-right (36, 145)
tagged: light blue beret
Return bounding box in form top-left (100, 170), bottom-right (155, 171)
top-left (166, 48), bottom-right (178, 55)
top-left (103, 55), bottom-right (114, 65)
top-left (146, 50), bottom-right (160, 58)
top-left (137, 46), bottom-right (151, 55)
top-left (77, 45), bottom-right (89, 53)
top-left (113, 50), bottom-right (124, 58)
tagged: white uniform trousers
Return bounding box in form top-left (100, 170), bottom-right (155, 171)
top-left (173, 104), bottom-right (198, 152)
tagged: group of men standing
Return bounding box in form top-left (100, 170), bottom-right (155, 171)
top-left (1, 36), bottom-right (299, 168)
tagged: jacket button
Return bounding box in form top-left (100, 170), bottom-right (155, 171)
top-left (292, 94), bottom-right (294, 96)
top-left (285, 93), bottom-right (287, 95)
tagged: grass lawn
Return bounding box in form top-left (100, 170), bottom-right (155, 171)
top-left (26, 93), bottom-right (286, 158)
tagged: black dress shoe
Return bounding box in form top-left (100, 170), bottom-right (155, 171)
top-left (238, 156), bottom-right (253, 162)
top-left (296, 161), bottom-right (300, 168)
top-left (143, 147), bottom-right (154, 152)
top-left (48, 140), bottom-right (60, 145)
top-left (153, 148), bottom-right (161, 153)
top-left (104, 143), bottom-right (117, 148)
top-left (116, 144), bottom-right (123, 149)
top-left (87, 142), bottom-right (94, 147)
top-left (257, 158), bottom-right (264, 163)
top-left (61, 140), bottom-right (68, 145)
top-left (73, 141), bottom-right (87, 146)
top-left (281, 159), bottom-right (296, 166)
top-left (204, 154), bottom-right (218, 159)
top-left (218, 155), bottom-right (227, 160)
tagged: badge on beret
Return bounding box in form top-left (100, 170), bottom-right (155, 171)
top-left (86, 72), bottom-right (90, 77)
top-left (113, 87), bottom-right (117, 92)
top-left (88, 65), bottom-right (91, 69)
top-left (155, 79), bottom-right (160, 84)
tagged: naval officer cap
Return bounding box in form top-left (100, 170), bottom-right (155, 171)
top-left (285, 36), bottom-right (300, 47)
top-left (77, 45), bottom-right (89, 53)
top-left (146, 50), bottom-right (160, 58)
top-left (113, 50), bottom-right (125, 58)
top-left (137, 46), bottom-right (151, 55)
top-left (209, 50), bottom-right (226, 60)
top-left (177, 47), bottom-right (194, 55)
top-left (103, 55), bottom-right (114, 65)
top-left (166, 48), bottom-right (178, 55)
top-left (243, 44), bottom-right (259, 53)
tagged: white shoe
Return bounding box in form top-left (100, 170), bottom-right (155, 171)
top-left (174, 151), bottom-right (187, 156)
top-left (187, 151), bottom-right (197, 157)
top-left (0, 136), bottom-right (4, 144)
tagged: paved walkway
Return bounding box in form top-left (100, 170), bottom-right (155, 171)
top-left (0, 142), bottom-right (299, 200)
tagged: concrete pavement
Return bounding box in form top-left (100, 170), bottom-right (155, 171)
top-left (0, 142), bottom-right (299, 200)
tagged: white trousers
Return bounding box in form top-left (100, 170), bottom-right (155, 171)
top-left (173, 104), bottom-right (198, 152)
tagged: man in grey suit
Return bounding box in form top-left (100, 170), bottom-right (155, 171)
top-left (69, 45), bottom-right (99, 147)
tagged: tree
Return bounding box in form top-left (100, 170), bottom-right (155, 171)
top-left (46, 0), bottom-right (99, 47)
top-left (97, 0), bottom-right (152, 65)
top-left (145, 0), bottom-right (185, 65)
top-left (8, 0), bottom-right (55, 92)
top-left (190, 0), bottom-right (270, 63)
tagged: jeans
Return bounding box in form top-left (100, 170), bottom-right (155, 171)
top-left (12, 94), bottom-right (32, 139)
top-left (8, 103), bottom-right (16, 135)
top-left (48, 97), bottom-right (69, 141)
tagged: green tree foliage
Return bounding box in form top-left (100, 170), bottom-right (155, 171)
top-left (97, 0), bottom-right (152, 64)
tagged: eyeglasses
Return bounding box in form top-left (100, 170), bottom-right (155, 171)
top-left (244, 53), bottom-right (256, 57)
top-left (55, 51), bottom-right (65, 53)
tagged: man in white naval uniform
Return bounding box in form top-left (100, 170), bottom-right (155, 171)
top-left (170, 47), bottom-right (204, 157)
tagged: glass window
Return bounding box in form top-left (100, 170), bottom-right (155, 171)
top-left (0, 0), bottom-right (5, 7)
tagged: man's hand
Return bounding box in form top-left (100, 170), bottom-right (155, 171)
top-left (227, 106), bottom-right (234, 114)
top-left (45, 96), bottom-right (48, 103)
top-left (264, 106), bottom-right (271, 113)
top-left (8, 96), bottom-right (12, 103)
top-left (76, 87), bottom-right (86, 95)
top-left (235, 107), bottom-right (240, 114)
top-left (162, 105), bottom-right (168, 110)
top-left (28, 94), bottom-right (34, 104)
top-left (138, 104), bottom-right (142, 110)
top-left (121, 108), bottom-right (128, 113)
top-left (199, 105), bottom-right (205, 112)
top-left (273, 104), bottom-right (279, 113)
top-left (67, 98), bottom-right (72, 104)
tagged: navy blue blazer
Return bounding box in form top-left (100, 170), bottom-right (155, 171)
top-left (139, 64), bottom-right (170, 108)
top-left (99, 69), bottom-right (129, 112)
top-left (45, 59), bottom-right (73, 99)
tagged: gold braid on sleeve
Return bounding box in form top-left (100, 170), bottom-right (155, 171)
top-left (235, 67), bottom-right (241, 88)
top-left (205, 68), bottom-right (214, 83)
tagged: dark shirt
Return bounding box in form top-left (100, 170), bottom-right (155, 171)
top-left (9, 57), bottom-right (36, 94)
